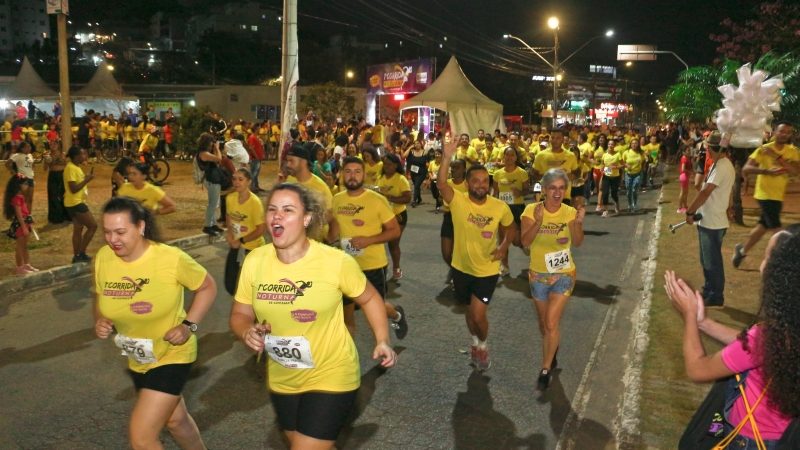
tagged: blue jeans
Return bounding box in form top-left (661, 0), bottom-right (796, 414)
top-left (698, 226), bottom-right (726, 304)
top-left (625, 172), bottom-right (642, 210)
top-left (204, 180), bottom-right (221, 227)
top-left (250, 159), bottom-right (262, 190)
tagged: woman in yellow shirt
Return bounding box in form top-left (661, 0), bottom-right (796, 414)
top-left (425, 150), bottom-right (443, 210)
top-left (93, 196), bottom-right (217, 450)
top-left (230, 184), bottom-right (396, 448)
top-left (592, 134), bottom-right (608, 211)
top-left (223, 169), bottom-right (266, 294)
top-left (377, 153), bottom-right (411, 280)
top-left (520, 168), bottom-right (585, 390)
top-left (362, 147), bottom-right (383, 187)
top-left (118, 162), bottom-right (176, 215)
top-left (622, 139), bottom-right (647, 213)
top-left (63, 146), bottom-right (97, 263)
top-left (600, 138), bottom-right (624, 217)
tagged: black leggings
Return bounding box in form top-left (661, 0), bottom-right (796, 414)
top-left (430, 180), bottom-right (441, 207)
top-left (411, 174), bottom-right (426, 204)
top-left (602, 175), bottom-right (621, 206)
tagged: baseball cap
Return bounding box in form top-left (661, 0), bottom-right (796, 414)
top-left (287, 143), bottom-right (312, 164)
top-left (705, 131), bottom-right (722, 147)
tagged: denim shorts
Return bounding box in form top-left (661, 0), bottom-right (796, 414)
top-left (529, 270), bottom-right (576, 300)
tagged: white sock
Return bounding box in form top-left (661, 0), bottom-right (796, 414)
top-left (478, 339), bottom-right (488, 349)
top-left (471, 335), bottom-right (479, 346)
top-left (393, 311), bottom-right (401, 322)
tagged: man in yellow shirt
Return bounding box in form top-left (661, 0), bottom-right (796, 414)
top-left (282, 144), bottom-right (334, 240)
top-left (470, 129), bottom-right (488, 154)
top-left (437, 142), bottom-right (515, 371)
top-left (329, 156), bottom-right (408, 339)
top-left (455, 133), bottom-right (480, 167)
top-left (733, 121), bottom-right (800, 267)
top-left (532, 129), bottom-right (579, 205)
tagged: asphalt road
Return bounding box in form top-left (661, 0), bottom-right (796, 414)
top-left (0, 187), bottom-right (661, 450)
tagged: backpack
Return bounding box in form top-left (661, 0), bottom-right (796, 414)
top-left (192, 153), bottom-right (205, 184)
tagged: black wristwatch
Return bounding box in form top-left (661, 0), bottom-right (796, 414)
top-left (239, 237), bottom-right (245, 244)
top-left (182, 319), bottom-right (198, 332)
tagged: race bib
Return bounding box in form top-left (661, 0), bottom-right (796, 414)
top-left (410, 164), bottom-right (420, 174)
top-left (340, 237), bottom-right (364, 257)
top-left (231, 222), bottom-right (242, 238)
top-left (265, 335), bottom-right (315, 369)
top-left (114, 334), bottom-right (157, 364)
top-left (499, 191), bottom-right (514, 204)
top-left (603, 166), bottom-right (613, 176)
top-left (533, 183), bottom-right (542, 193)
top-left (545, 249), bottom-right (571, 272)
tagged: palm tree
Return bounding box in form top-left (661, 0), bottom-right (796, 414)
top-left (662, 51), bottom-right (800, 224)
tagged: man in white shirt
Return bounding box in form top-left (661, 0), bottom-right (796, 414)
top-left (685, 132), bottom-right (735, 307)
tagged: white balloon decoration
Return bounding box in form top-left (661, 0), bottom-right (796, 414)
top-left (714, 64), bottom-right (784, 148)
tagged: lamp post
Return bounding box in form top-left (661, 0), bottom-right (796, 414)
top-left (345, 70), bottom-right (354, 88)
top-left (505, 23), bottom-right (613, 129)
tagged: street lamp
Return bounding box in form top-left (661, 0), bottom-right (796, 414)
top-left (504, 22), bottom-right (614, 128)
top-left (345, 70), bottom-right (354, 88)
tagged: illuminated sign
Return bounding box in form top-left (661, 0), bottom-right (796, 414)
top-left (367, 58), bottom-right (435, 95)
top-left (532, 75), bottom-right (555, 82)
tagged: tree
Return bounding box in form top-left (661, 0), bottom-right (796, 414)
top-left (176, 106), bottom-right (211, 154)
top-left (709, 1), bottom-right (800, 63)
top-left (299, 83), bottom-right (356, 123)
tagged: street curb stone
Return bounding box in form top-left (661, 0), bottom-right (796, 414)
top-left (0, 233), bottom-right (217, 295)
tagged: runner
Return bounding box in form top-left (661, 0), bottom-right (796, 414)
top-left (64, 146), bottom-right (97, 263)
top-left (455, 133), bottom-right (480, 168)
top-left (223, 168), bottom-right (266, 295)
top-left (622, 139), bottom-right (647, 213)
top-left (437, 143), bottom-right (515, 371)
top-left (440, 159), bottom-right (468, 283)
top-left (377, 153), bottom-right (411, 280)
top-left (492, 147), bottom-right (530, 277)
top-left (592, 135), bottom-right (608, 211)
top-left (94, 196), bottom-right (217, 450)
top-left (532, 129), bottom-right (579, 206)
top-left (282, 144), bottom-right (334, 241)
top-left (426, 150), bottom-right (444, 211)
top-left (600, 139), bottom-right (624, 217)
top-left (733, 121), bottom-right (800, 268)
top-left (520, 168), bottom-right (585, 390)
top-left (329, 156), bottom-right (409, 338)
top-left (117, 162), bottom-right (177, 215)
top-left (230, 183), bottom-right (397, 450)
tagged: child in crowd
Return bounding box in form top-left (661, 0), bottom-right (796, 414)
top-left (3, 174), bottom-right (36, 275)
top-left (677, 147), bottom-right (693, 213)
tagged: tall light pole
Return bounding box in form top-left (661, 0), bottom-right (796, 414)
top-left (548, 17), bottom-right (559, 128)
top-left (345, 69), bottom-right (354, 88)
top-left (505, 23), bottom-right (613, 129)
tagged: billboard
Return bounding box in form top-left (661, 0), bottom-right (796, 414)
top-left (367, 58), bottom-right (435, 95)
top-left (617, 45), bottom-right (657, 61)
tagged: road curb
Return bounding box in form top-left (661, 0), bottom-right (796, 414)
top-left (0, 233), bottom-right (218, 295)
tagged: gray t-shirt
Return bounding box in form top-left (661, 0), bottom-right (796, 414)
top-left (698, 156), bottom-right (734, 230)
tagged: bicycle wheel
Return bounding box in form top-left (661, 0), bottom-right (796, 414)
top-left (149, 159), bottom-right (170, 183)
top-left (102, 145), bottom-right (120, 163)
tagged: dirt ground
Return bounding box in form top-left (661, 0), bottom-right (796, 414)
top-left (0, 159), bottom-right (280, 278)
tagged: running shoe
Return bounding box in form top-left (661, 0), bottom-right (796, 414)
top-left (499, 264), bottom-right (510, 277)
top-left (212, 224), bottom-right (225, 233)
top-left (23, 264), bottom-right (39, 272)
top-left (537, 369), bottom-right (552, 390)
top-left (732, 243), bottom-right (746, 268)
top-left (601, 210), bottom-right (610, 218)
top-left (202, 226), bottom-right (220, 237)
top-left (475, 346), bottom-right (491, 371)
top-left (72, 253), bottom-right (91, 263)
top-left (391, 305), bottom-right (408, 339)
top-left (392, 268), bottom-right (403, 280)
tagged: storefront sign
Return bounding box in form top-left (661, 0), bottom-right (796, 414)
top-left (367, 58), bottom-right (435, 95)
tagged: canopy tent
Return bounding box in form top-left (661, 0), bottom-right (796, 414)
top-left (1, 56), bottom-right (58, 100)
top-left (72, 61), bottom-right (138, 116)
top-left (400, 56), bottom-right (505, 135)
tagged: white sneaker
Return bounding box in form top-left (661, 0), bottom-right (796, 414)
top-left (499, 264), bottom-right (510, 277)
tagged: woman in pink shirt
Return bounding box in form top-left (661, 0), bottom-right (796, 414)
top-left (665, 226), bottom-right (800, 447)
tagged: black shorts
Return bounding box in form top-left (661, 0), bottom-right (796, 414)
top-left (509, 204), bottom-right (525, 226)
top-left (343, 266), bottom-right (386, 306)
top-left (65, 203), bottom-right (89, 215)
top-left (396, 210), bottom-right (408, 227)
top-left (452, 268), bottom-right (499, 305)
top-left (440, 212), bottom-right (454, 239)
top-left (271, 390), bottom-right (358, 441)
top-left (757, 200), bottom-right (782, 229)
top-left (128, 363), bottom-right (193, 396)
top-left (570, 185), bottom-right (585, 199)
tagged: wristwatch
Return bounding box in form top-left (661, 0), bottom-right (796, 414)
top-left (182, 319), bottom-right (198, 332)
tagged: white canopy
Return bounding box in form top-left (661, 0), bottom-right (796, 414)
top-left (2, 56), bottom-right (58, 100)
top-left (73, 61), bottom-right (136, 100)
top-left (400, 56), bottom-right (505, 135)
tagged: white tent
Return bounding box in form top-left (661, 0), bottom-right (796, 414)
top-left (72, 61), bottom-right (138, 116)
top-left (400, 56), bottom-right (505, 135)
top-left (1, 56), bottom-right (58, 100)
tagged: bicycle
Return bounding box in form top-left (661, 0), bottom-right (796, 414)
top-left (138, 152), bottom-right (170, 184)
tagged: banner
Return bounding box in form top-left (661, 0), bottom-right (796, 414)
top-left (46, 0), bottom-right (69, 15)
top-left (367, 58), bottom-right (434, 95)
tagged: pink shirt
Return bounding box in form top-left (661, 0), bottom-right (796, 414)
top-left (721, 325), bottom-right (792, 440)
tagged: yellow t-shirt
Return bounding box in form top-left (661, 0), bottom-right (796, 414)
top-left (332, 189), bottom-right (396, 270)
top-left (623, 150), bottom-right (646, 175)
top-left (456, 146), bottom-right (480, 167)
top-left (749, 143), bottom-right (800, 201)
top-left (117, 182), bottom-right (166, 211)
top-left (371, 124), bottom-right (384, 144)
top-left (533, 149), bottom-right (578, 199)
top-left (136, 122), bottom-right (145, 140)
top-left (95, 243), bottom-right (207, 373)
top-left (106, 124), bottom-right (117, 139)
top-left (270, 125), bottom-right (280, 142)
top-left (602, 152), bottom-right (624, 177)
top-left (139, 134), bottom-right (158, 153)
top-left (470, 138), bottom-right (487, 152)
top-left (428, 160), bottom-right (441, 179)
top-left (593, 148), bottom-right (606, 170)
top-left (493, 166), bottom-right (529, 205)
top-left (226, 192), bottom-right (266, 251)
top-left (377, 173), bottom-right (411, 215)
top-left (442, 178), bottom-right (468, 212)
top-left (63, 161), bottom-right (87, 207)
top-left (124, 125), bottom-right (134, 143)
top-left (449, 191), bottom-right (514, 277)
top-left (234, 241), bottom-right (366, 394)
top-left (364, 161), bottom-right (383, 187)
top-left (99, 120), bottom-right (108, 140)
top-left (643, 143), bottom-right (660, 163)
top-left (1, 121), bottom-right (11, 144)
top-left (524, 202), bottom-right (577, 274)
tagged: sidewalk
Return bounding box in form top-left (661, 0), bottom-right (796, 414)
top-left (638, 173), bottom-right (799, 448)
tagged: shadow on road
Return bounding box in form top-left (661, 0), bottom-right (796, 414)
top-left (193, 355), bottom-right (270, 431)
top-left (452, 371), bottom-right (546, 449)
top-left (51, 277), bottom-right (93, 312)
top-left (0, 328), bottom-right (95, 369)
top-left (336, 346), bottom-right (406, 449)
top-left (572, 280), bottom-right (619, 305)
top-left (536, 369), bottom-right (613, 449)
top-left (435, 286), bottom-right (467, 314)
